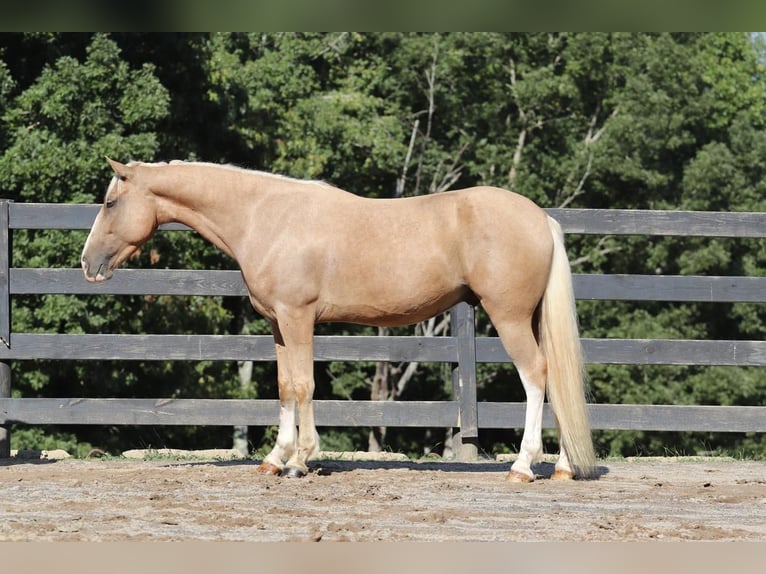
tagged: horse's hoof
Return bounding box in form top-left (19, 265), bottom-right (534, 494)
top-left (281, 466), bottom-right (307, 479)
top-left (551, 469), bottom-right (574, 481)
top-left (506, 470), bottom-right (534, 483)
top-left (256, 462), bottom-right (282, 476)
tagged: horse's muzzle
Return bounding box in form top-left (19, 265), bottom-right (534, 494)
top-left (81, 257), bottom-right (112, 283)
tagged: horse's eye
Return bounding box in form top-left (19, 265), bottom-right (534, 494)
top-left (105, 199), bottom-right (116, 209)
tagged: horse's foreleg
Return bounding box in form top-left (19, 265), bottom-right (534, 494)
top-left (282, 339), bottom-right (319, 478)
top-left (275, 308), bottom-right (319, 478)
top-left (257, 340), bottom-right (297, 475)
top-left (258, 403), bottom-right (296, 475)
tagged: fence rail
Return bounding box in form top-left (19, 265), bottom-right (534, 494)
top-left (8, 268), bottom-right (766, 302)
top-left (1, 201), bottom-right (765, 458)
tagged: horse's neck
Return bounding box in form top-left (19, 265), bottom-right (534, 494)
top-left (151, 164), bottom-right (254, 260)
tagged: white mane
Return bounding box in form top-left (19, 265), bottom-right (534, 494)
top-left (167, 160), bottom-right (331, 188)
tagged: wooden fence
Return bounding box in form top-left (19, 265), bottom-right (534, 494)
top-left (1, 200), bottom-right (765, 459)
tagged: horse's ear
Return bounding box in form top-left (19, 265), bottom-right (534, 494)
top-left (105, 156), bottom-right (130, 181)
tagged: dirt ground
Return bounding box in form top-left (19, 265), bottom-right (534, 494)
top-left (1, 453), bottom-right (765, 542)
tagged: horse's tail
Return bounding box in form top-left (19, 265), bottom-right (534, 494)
top-left (539, 215), bottom-right (596, 478)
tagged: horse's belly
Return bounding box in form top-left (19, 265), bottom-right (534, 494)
top-left (317, 280), bottom-right (470, 327)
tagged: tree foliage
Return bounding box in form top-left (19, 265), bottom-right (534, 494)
top-left (1, 33), bottom-right (765, 458)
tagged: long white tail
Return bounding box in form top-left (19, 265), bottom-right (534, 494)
top-left (540, 216), bottom-right (596, 477)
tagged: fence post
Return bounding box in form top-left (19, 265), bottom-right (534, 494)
top-left (450, 302), bottom-right (479, 461)
top-left (0, 200), bottom-right (10, 457)
top-left (0, 363), bottom-right (9, 458)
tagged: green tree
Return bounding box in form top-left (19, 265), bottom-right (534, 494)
top-left (2, 33), bottom-right (765, 459)
top-left (567, 33), bottom-right (766, 458)
top-left (0, 34), bottom-right (239, 454)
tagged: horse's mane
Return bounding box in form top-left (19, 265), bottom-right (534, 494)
top-left (163, 160), bottom-right (332, 188)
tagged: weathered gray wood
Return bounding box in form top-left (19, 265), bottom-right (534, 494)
top-left (3, 333), bottom-right (765, 366)
top-left (8, 203), bottom-right (97, 230)
top-left (12, 269), bottom-right (766, 303)
top-left (0, 189), bottom-right (8, 456)
top-left (581, 339), bottom-right (766, 366)
top-left (477, 403), bottom-right (766, 432)
top-left (3, 398), bottom-right (762, 432)
top-left (451, 303), bottom-right (478, 441)
top-left (313, 335), bottom-right (457, 362)
top-left (0, 333), bottom-right (459, 363)
top-left (475, 338), bottom-right (766, 366)
top-left (0, 200), bottom-right (9, 347)
top-left (573, 274), bottom-right (766, 303)
top-left (547, 208), bottom-right (766, 237)
top-left (586, 404), bottom-right (766, 432)
top-left (450, 303), bottom-right (479, 461)
top-left (314, 400), bottom-right (458, 427)
top-left (0, 362), bottom-right (10, 457)
top-left (0, 334), bottom-right (276, 361)
top-left (7, 203), bottom-right (766, 237)
top-left (0, 398), bottom-right (280, 426)
top-left (8, 203), bottom-right (188, 231)
top-left (0, 398), bottom-right (459, 428)
top-left (10, 268), bottom-right (248, 296)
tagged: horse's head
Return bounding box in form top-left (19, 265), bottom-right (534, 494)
top-left (81, 157), bottom-right (159, 282)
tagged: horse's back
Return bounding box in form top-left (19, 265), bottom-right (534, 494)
top-left (448, 185), bottom-right (552, 252)
top-left (449, 186), bottom-right (554, 313)
top-left (310, 185), bottom-right (553, 324)
top-left (450, 186), bottom-right (550, 235)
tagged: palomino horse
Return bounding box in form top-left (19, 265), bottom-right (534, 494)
top-left (82, 158), bottom-right (596, 482)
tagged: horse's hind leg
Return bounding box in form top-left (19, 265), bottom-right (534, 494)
top-left (551, 439), bottom-right (574, 480)
top-left (490, 316), bottom-right (548, 483)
